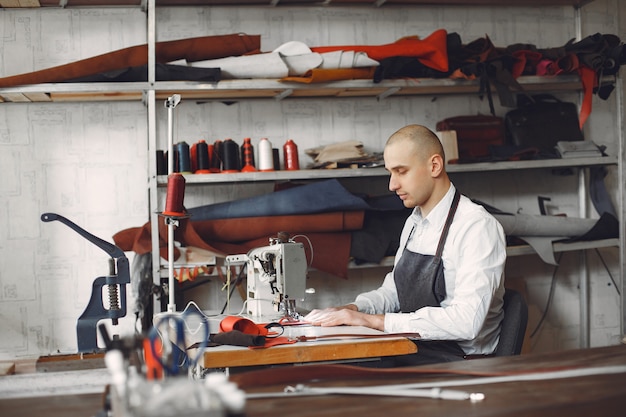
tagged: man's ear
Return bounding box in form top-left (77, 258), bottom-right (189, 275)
top-left (430, 154), bottom-right (445, 177)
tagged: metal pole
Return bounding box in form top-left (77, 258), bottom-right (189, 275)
top-left (165, 94), bottom-right (181, 313)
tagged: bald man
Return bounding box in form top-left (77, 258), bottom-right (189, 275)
top-left (305, 124), bottom-right (507, 364)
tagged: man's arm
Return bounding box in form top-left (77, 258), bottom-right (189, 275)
top-left (303, 305), bottom-right (386, 331)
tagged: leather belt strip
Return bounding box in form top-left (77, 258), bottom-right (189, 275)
top-left (244, 364), bottom-right (626, 400)
top-left (295, 332), bottom-right (421, 342)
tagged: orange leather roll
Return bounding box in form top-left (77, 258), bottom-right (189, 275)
top-left (0, 33), bottom-right (261, 88)
top-left (192, 211), bottom-right (365, 243)
top-left (219, 315), bottom-right (273, 335)
top-left (311, 29), bottom-right (448, 72)
top-left (282, 67), bottom-right (377, 83)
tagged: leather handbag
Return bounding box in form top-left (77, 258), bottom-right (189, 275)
top-left (436, 115), bottom-right (506, 161)
top-left (504, 94), bottom-right (584, 156)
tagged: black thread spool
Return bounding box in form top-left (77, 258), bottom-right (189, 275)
top-left (222, 138), bottom-right (240, 172)
top-left (162, 173), bottom-right (186, 216)
top-left (195, 140), bottom-right (211, 173)
top-left (273, 148), bottom-right (281, 171)
top-left (156, 150), bottom-right (167, 175)
top-left (212, 140), bottom-right (223, 172)
top-left (207, 143), bottom-right (219, 172)
top-left (176, 141), bottom-right (192, 173)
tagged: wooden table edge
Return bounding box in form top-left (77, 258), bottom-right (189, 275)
top-left (202, 337), bottom-right (417, 368)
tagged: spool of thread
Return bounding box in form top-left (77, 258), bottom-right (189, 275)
top-left (195, 140), bottom-right (211, 174)
top-left (207, 144), bottom-right (219, 172)
top-left (190, 142), bottom-right (198, 173)
top-left (175, 141), bottom-right (192, 173)
top-left (273, 148), bottom-right (281, 171)
top-left (283, 139), bottom-right (300, 170)
top-left (212, 140), bottom-right (223, 172)
top-left (222, 138), bottom-right (240, 172)
top-left (162, 173), bottom-right (186, 216)
top-left (156, 150), bottom-right (167, 175)
top-left (257, 138), bottom-right (274, 171)
top-left (240, 137), bottom-right (257, 172)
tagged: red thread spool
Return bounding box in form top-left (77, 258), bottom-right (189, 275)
top-left (240, 137), bottom-right (257, 172)
top-left (190, 142), bottom-right (198, 173)
top-left (283, 139), bottom-right (300, 170)
top-left (162, 173), bottom-right (186, 216)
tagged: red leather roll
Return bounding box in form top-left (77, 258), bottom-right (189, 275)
top-left (311, 29), bottom-right (448, 72)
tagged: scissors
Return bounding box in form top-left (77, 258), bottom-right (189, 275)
top-left (146, 303), bottom-right (210, 377)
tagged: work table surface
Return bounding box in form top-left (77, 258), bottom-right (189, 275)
top-left (1, 343), bottom-right (625, 417)
top-left (237, 343), bottom-right (626, 417)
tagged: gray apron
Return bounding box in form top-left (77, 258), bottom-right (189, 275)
top-left (394, 190), bottom-right (460, 313)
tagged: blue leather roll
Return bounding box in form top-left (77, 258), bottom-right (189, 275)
top-left (187, 179), bottom-right (371, 221)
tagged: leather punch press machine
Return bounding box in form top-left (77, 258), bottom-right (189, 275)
top-left (41, 212), bottom-right (130, 353)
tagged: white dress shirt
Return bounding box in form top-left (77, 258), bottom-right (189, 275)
top-left (354, 184), bottom-right (507, 355)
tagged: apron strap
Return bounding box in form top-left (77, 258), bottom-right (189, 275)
top-left (435, 189), bottom-right (461, 259)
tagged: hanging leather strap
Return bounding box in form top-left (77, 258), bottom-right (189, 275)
top-left (435, 189), bottom-right (461, 259)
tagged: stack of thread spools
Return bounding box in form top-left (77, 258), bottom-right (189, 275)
top-left (157, 137), bottom-right (300, 175)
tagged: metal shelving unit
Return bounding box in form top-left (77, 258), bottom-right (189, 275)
top-left (2, 0), bottom-right (621, 342)
top-left (155, 156), bottom-right (618, 186)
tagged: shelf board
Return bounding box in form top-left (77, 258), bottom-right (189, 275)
top-left (350, 238), bottom-right (619, 269)
top-left (161, 167), bottom-right (389, 185)
top-left (156, 75), bottom-right (582, 101)
top-left (0, 82), bottom-right (150, 103)
top-left (165, 237), bottom-right (618, 274)
top-left (158, 155), bottom-right (617, 185)
top-left (0, 75), bottom-right (581, 103)
top-left (506, 238), bottom-right (619, 257)
top-left (446, 155), bottom-right (617, 173)
top-left (3, 0), bottom-right (595, 9)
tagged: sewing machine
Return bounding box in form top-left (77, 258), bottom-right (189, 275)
top-left (226, 232), bottom-right (308, 321)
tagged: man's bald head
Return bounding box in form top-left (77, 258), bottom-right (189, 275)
top-left (385, 124), bottom-right (445, 163)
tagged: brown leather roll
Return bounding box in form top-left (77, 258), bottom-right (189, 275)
top-left (0, 33), bottom-right (261, 88)
top-left (113, 214), bottom-right (356, 279)
top-left (192, 211), bottom-right (364, 243)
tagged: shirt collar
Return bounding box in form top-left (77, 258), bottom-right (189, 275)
top-left (410, 184), bottom-right (456, 227)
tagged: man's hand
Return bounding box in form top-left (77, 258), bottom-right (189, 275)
top-left (304, 305), bottom-right (385, 331)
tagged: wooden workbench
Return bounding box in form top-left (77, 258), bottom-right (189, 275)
top-left (201, 325), bottom-right (418, 369)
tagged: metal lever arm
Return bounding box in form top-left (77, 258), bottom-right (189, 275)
top-left (41, 212), bottom-right (125, 259)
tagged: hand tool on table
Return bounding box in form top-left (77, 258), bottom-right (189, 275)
top-left (148, 302), bottom-right (210, 377)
